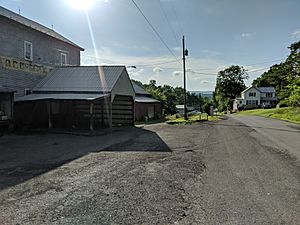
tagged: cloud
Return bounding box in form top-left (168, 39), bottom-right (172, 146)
top-left (291, 29), bottom-right (300, 39)
top-left (200, 80), bottom-right (209, 84)
top-left (201, 49), bottom-right (222, 57)
top-left (153, 67), bottom-right (163, 74)
top-left (241, 32), bottom-right (256, 38)
top-left (173, 71), bottom-right (182, 76)
top-left (81, 48), bottom-right (260, 90)
top-left (172, 47), bottom-right (181, 52)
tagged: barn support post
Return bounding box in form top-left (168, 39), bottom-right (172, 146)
top-left (89, 102), bottom-right (94, 131)
top-left (108, 96), bottom-right (113, 128)
top-left (47, 101), bottom-right (52, 129)
top-left (132, 97), bottom-right (135, 125)
top-left (101, 100), bottom-right (104, 127)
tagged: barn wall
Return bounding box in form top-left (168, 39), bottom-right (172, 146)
top-left (135, 102), bottom-right (162, 121)
top-left (111, 69), bottom-right (135, 102)
top-left (0, 93), bottom-right (13, 119)
top-left (14, 98), bottom-right (112, 130)
top-left (112, 95), bottom-right (134, 126)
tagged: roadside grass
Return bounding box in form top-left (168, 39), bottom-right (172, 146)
top-left (237, 107), bottom-right (300, 124)
top-left (135, 118), bottom-right (166, 125)
top-left (166, 114), bottom-right (219, 125)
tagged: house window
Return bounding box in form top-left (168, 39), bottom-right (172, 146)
top-left (24, 88), bottom-right (31, 95)
top-left (61, 53), bottom-right (67, 66)
top-left (266, 93), bottom-right (272, 98)
top-left (249, 92), bottom-right (256, 97)
top-left (240, 101), bottom-right (242, 104)
top-left (246, 100), bottom-right (258, 105)
top-left (24, 41), bottom-right (33, 61)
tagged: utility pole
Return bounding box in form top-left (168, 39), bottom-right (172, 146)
top-left (182, 36), bottom-right (188, 120)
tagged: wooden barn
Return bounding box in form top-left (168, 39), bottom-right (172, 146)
top-left (15, 66), bottom-right (135, 130)
top-left (132, 83), bottom-right (162, 121)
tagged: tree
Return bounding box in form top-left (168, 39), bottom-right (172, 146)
top-left (252, 40), bottom-right (300, 105)
top-left (214, 65), bottom-right (248, 111)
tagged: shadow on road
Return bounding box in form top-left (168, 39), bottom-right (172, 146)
top-left (0, 127), bottom-right (170, 190)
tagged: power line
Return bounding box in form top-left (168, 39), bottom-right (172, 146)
top-left (170, 2), bottom-right (184, 37)
top-left (247, 67), bottom-right (270, 73)
top-left (130, 0), bottom-right (181, 65)
top-left (82, 53), bottom-right (179, 67)
top-left (157, 0), bottom-right (180, 46)
top-left (135, 59), bottom-right (179, 67)
top-left (244, 59), bottom-right (283, 66)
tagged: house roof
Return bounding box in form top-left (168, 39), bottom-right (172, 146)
top-left (135, 96), bottom-right (160, 103)
top-left (33, 66), bottom-right (126, 93)
top-left (242, 86), bottom-right (276, 93)
top-left (16, 93), bottom-right (109, 102)
top-left (241, 86), bottom-right (260, 93)
top-left (257, 87), bottom-right (276, 93)
top-left (0, 6), bottom-right (84, 51)
top-left (0, 86), bottom-right (15, 93)
top-left (132, 82), bottom-right (150, 95)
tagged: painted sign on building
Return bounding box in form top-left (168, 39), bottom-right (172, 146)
top-left (0, 56), bottom-right (53, 75)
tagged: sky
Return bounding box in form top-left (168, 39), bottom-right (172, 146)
top-left (1, 0), bottom-right (300, 91)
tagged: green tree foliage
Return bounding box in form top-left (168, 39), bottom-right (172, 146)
top-left (131, 80), bottom-right (207, 115)
top-left (252, 40), bottom-right (300, 106)
top-left (214, 65), bottom-right (248, 111)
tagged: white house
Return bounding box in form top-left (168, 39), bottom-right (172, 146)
top-left (233, 86), bottom-right (276, 111)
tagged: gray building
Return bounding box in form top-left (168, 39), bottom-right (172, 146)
top-left (0, 6), bottom-right (83, 129)
top-left (15, 66), bottom-right (135, 130)
top-left (0, 6), bottom-right (84, 98)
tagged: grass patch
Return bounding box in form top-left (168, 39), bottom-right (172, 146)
top-left (166, 114), bottom-right (219, 125)
top-left (135, 118), bottom-right (166, 125)
top-left (237, 107), bottom-right (300, 124)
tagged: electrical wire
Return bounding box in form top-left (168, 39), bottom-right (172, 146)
top-left (130, 0), bottom-right (181, 65)
top-left (157, 0), bottom-right (180, 46)
top-left (170, 1), bottom-right (184, 37)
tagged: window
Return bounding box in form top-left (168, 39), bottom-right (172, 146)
top-left (246, 100), bottom-right (258, 105)
top-left (249, 92), bottom-right (256, 97)
top-left (240, 101), bottom-right (242, 104)
top-left (24, 88), bottom-right (31, 95)
top-left (266, 93), bottom-right (272, 98)
top-left (24, 41), bottom-right (33, 61)
top-left (61, 53), bottom-right (67, 66)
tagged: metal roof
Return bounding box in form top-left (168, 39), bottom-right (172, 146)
top-left (15, 93), bottom-right (109, 102)
top-left (257, 87), bottom-right (276, 93)
top-left (132, 82), bottom-right (150, 95)
top-left (0, 6), bottom-right (84, 51)
top-left (0, 86), bottom-right (15, 93)
top-left (33, 66), bottom-right (126, 93)
top-left (135, 96), bottom-right (160, 103)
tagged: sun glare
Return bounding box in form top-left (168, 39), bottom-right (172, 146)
top-left (66, 0), bottom-right (97, 11)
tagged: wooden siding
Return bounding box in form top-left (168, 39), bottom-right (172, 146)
top-left (112, 95), bottom-right (134, 126)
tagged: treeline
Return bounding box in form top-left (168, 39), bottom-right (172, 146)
top-left (252, 41), bottom-right (300, 106)
top-left (132, 79), bottom-right (213, 115)
top-left (214, 40), bottom-right (300, 111)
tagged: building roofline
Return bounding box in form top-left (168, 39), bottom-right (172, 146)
top-left (241, 86), bottom-right (260, 93)
top-left (0, 6), bottom-right (84, 51)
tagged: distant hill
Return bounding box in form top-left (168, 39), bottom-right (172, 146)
top-left (189, 91), bottom-right (213, 99)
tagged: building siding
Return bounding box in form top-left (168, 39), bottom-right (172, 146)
top-left (0, 16), bottom-right (82, 98)
top-left (0, 17), bottom-right (80, 67)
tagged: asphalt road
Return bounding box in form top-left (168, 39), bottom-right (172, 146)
top-left (0, 116), bottom-right (299, 225)
top-left (230, 114), bottom-right (300, 161)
